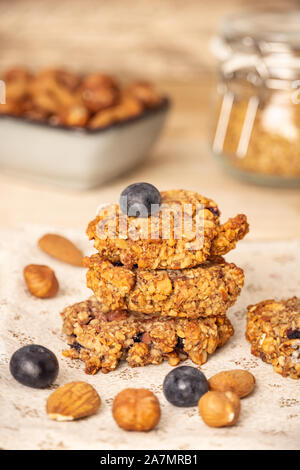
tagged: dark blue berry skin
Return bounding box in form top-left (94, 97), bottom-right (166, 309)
top-left (119, 182), bottom-right (161, 218)
top-left (9, 344), bottom-right (59, 389)
top-left (163, 366), bottom-right (209, 407)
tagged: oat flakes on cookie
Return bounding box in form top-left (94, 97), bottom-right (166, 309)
top-left (87, 188), bottom-right (249, 270)
top-left (83, 254), bottom-right (244, 318)
top-left (246, 297), bottom-right (300, 379)
top-left (61, 297), bottom-right (234, 374)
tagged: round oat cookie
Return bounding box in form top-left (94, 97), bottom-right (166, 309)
top-left (87, 190), bottom-right (249, 270)
top-left (246, 297), bottom-right (300, 379)
top-left (61, 297), bottom-right (234, 374)
top-left (83, 254), bottom-right (244, 318)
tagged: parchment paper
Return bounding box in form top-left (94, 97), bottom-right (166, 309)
top-left (1, 226), bottom-right (299, 450)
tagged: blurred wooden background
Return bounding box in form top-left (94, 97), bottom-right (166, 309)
top-left (0, 0), bottom-right (296, 78)
top-left (1, 0), bottom-right (300, 240)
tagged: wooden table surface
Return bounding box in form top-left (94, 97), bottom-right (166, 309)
top-left (0, 79), bottom-right (299, 241)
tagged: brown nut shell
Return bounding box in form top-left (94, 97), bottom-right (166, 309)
top-left (208, 369), bottom-right (255, 398)
top-left (198, 391), bottom-right (240, 428)
top-left (112, 388), bottom-right (161, 432)
top-left (47, 381), bottom-right (101, 421)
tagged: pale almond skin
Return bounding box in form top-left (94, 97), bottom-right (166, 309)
top-left (198, 391), bottom-right (240, 428)
top-left (112, 388), bottom-right (161, 432)
top-left (38, 234), bottom-right (83, 267)
top-left (208, 369), bottom-right (255, 398)
top-left (24, 264), bottom-right (59, 298)
top-left (47, 381), bottom-right (101, 421)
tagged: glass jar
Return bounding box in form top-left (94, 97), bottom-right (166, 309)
top-left (212, 10), bottom-right (300, 187)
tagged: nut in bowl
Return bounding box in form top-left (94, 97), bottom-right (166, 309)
top-left (0, 67), bottom-right (169, 189)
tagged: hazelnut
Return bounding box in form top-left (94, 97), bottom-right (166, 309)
top-left (198, 391), bottom-right (240, 427)
top-left (112, 388), bottom-right (161, 432)
top-left (208, 369), bottom-right (255, 398)
top-left (23, 264), bottom-right (59, 298)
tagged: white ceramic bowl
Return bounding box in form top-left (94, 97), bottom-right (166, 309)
top-left (0, 100), bottom-right (169, 189)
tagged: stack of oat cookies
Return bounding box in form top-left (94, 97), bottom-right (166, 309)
top-left (61, 188), bottom-right (249, 374)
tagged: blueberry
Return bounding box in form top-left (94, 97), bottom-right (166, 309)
top-left (9, 344), bottom-right (59, 389)
top-left (163, 366), bottom-right (209, 407)
top-left (287, 329), bottom-right (300, 339)
top-left (133, 332), bottom-right (143, 343)
top-left (119, 182), bottom-right (161, 218)
top-left (71, 341), bottom-right (82, 352)
top-left (206, 206), bottom-right (220, 217)
top-left (175, 337), bottom-right (184, 349)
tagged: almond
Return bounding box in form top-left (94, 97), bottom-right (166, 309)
top-left (208, 369), bottom-right (255, 398)
top-left (38, 234), bottom-right (83, 267)
top-left (46, 381), bottom-right (101, 421)
top-left (24, 264), bottom-right (59, 298)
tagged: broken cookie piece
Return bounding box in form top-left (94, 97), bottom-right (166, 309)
top-left (246, 297), bottom-right (300, 379)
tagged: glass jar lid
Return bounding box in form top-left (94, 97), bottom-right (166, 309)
top-left (222, 10), bottom-right (300, 49)
top-left (213, 10), bottom-right (300, 83)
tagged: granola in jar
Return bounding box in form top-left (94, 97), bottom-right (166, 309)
top-left (212, 10), bottom-right (300, 186)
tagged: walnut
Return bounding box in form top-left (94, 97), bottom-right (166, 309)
top-left (112, 388), bottom-right (161, 431)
